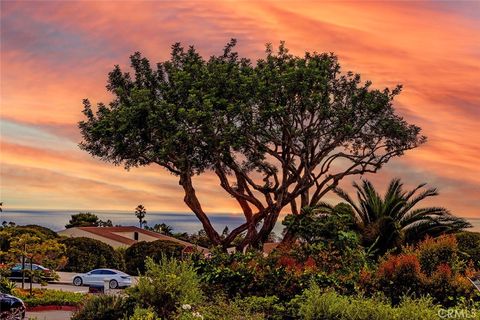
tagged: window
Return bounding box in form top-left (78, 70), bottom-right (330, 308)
top-left (90, 270), bottom-right (103, 275)
top-left (134, 231), bottom-right (139, 241)
top-left (103, 270), bottom-right (116, 275)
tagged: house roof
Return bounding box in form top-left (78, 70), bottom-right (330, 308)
top-left (73, 226), bottom-right (208, 251)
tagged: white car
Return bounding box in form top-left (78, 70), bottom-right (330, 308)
top-left (72, 269), bottom-right (132, 289)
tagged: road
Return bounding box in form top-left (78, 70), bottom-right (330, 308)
top-left (13, 272), bottom-right (89, 293)
top-left (26, 310), bottom-right (73, 320)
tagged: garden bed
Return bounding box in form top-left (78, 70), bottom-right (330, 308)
top-left (12, 288), bottom-right (86, 308)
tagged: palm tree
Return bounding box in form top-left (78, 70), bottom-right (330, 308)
top-left (321, 178), bottom-right (471, 255)
top-left (153, 223), bottom-right (173, 236)
top-left (135, 205), bottom-right (147, 228)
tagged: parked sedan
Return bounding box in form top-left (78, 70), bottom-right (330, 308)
top-left (9, 263), bottom-right (55, 282)
top-left (0, 293), bottom-right (25, 320)
top-left (72, 269), bottom-right (132, 289)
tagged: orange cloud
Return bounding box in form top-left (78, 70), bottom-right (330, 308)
top-left (1, 1), bottom-right (479, 219)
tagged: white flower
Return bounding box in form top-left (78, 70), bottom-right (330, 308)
top-left (192, 311), bottom-right (203, 319)
top-left (181, 304), bottom-right (192, 310)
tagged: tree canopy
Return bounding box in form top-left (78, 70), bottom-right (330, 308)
top-left (65, 212), bottom-right (112, 228)
top-left (79, 40), bottom-right (425, 249)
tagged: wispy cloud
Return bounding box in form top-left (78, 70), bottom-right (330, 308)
top-left (1, 1), bottom-right (479, 218)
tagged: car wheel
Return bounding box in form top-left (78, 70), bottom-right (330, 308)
top-left (9, 307), bottom-right (24, 320)
top-left (73, 277), bottom-right (83, 286)
top-left (109, 279), bottom-right (118, 289)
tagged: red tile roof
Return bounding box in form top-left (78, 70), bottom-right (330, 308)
top-left (76, 226), bottom-right (208, 251)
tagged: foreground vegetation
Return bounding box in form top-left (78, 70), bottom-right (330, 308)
top-left (0, 181), bottom-right (478, 319)
top-left (69, 206), bottom-right (480, 319)
top-left (12, 288), bottom-right (85, 307)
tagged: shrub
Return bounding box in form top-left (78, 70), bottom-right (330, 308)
top-left (22, 225), bottom-right (59, 239)
top-left (424, 264), bottom-right (478, 307)
top-left (0, 225), bottom-right (58, 259)
top-left (292, 282), bottom-right (442, 320)
top-left (0, 277), bottom-right (16, 294)
top-left (176, 299), bottom-right (265, 320)
top-left (376, 254), bottom-right (425, 304)
top-left (456, 232), bottom-right (480, 269)
top-left (60, 237), bottom-right (124, 272)
top-left (12, 288), bottom-right (85, 307)
top-left (128, 256), bottom-right (203, 319)
top-left (124, 240), bottom-right (184, 275)
top-left (415, 235), bottom-right (461, 276)
top-left (129, 307), bottom-right (161, 320)
top-left (362, 236), bottom-right (480, 307)
top-left (71, 294), bottom-right (135, 320)
top-left (234, 295), bottom-right (285, 320)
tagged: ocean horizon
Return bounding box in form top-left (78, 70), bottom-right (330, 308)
top-left (0, 209), bottom-right (288, 234)
top-left (1, 209), bottom-right (479, 235)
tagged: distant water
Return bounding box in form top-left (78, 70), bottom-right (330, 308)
top-left (0, 209), bottom-right (287, 234)
top-left (1, 209), bottom-right (478, 234)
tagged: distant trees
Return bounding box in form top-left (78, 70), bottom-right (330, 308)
top-left (135, 205), bottom-right (147, 229)
top-left (146, 223), bottom-right (173, 236)
top-left (65, 212), bottom-right (112, 228)
top-left (79, 40), bottom-right (425, 249)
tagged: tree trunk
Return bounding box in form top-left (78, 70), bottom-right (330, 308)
top-left (250, 208), bottom-right (281, 249)
top-left (279, 229), bottom-right (296, 248)
top-left (180, 174), bottom-right (222, 246)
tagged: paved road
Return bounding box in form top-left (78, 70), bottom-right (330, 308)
top-left (26, 310), bottom-right (72, 320)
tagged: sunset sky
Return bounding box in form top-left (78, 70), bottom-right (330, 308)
top-left (1, 1), bottom-right (479, 218)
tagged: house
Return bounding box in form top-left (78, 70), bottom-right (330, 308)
top-left (57, 226), bottom-right (209, 253)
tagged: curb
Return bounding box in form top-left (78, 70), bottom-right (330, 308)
top-left (27, 305), bottom-right (78, 312)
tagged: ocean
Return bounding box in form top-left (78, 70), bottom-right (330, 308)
top-left (1, 209), bottom-right (479, 234)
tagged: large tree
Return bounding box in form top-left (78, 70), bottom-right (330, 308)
top-left (79, 40), bottom-right (425, 249)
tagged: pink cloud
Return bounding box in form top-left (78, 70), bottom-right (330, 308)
top-left (1, 1), bottom-right (479, 218)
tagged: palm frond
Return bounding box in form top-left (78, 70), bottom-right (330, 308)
top-left (334, 187), bottom-right (365, 224)
top-left (397, 187), bottom-right (438, 220)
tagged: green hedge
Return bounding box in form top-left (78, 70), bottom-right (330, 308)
top-left (124, 240), bottom-right (183, 275)
top-left (60, 237), bottom-right (124, 272)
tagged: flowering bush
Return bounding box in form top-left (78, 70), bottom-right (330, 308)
top-left (360, 236), bottom-right (480, 307)
top-left (376, 254), bottom-right (425, 304)
top-left (415, 235), bottom-right (461, 276)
